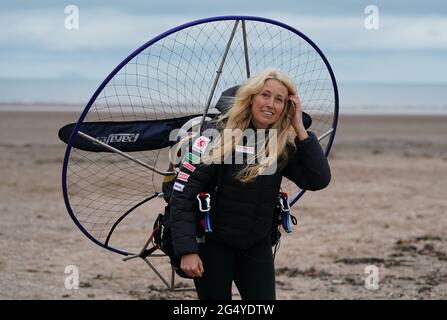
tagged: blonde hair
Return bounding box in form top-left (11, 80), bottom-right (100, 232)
top-left (203, 68), bottom-right (298, 183)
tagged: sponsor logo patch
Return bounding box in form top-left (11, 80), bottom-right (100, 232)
top-left (236, 145), bottom-right (255, 154)
top-left (192, 136), bottom-right (210, 154)
top-left (177, 171), bottom-right (190, 182)
top-left (186, 152), bottom-right (201, 164)
top-left (182, 162), bottom-right (196, 172)
top-left (173, 182), bottom-right (185, 192)
top-left (97, 133), bottom-right (140, 144)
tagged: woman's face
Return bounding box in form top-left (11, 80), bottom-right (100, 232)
top-left (251, 79), bottom-right (288, 129)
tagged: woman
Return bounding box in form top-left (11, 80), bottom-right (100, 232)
top-left (169, 68), bottom-right (331, 300)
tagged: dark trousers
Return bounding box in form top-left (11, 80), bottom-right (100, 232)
top-left (194, 236), bottom-right (276, 300)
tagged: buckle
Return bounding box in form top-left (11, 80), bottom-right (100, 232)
top-left (196, 192), bottom-right (211, 212)
top-left (278, 192), bottom-right (290, 212)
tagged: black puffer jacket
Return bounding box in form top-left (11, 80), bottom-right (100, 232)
top-left (169, 130), bottom-right (331, 257)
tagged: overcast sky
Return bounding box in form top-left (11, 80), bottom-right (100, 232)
top-left (1, 0), bottom-right (446, 83)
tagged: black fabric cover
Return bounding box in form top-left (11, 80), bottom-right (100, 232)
top-left (58, 115), bottom-right (204, 152)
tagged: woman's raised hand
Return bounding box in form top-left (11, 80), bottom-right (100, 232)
top-left (288, 95), bottom-right (308, 140)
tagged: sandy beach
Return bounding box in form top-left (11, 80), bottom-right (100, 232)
top-left (0, 110), bottom-right (446, 300)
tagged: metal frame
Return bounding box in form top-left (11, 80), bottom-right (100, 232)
top-left (199, 20), bottom-right (240, 133)
top-left (242, 20), bottom-right (251, 79)
top-left (122, 235), bottom-right (194, 292)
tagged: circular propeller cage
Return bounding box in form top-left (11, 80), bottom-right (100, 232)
top-left (62, 16), bottom-right (338, 255)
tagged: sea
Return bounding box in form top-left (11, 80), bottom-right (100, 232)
top-left (0, 78), bottom-right (446, 115)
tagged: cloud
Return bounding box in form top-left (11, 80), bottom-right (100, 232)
top-left (1, 9), bottom-right (447, 52)
top-left (267, 13), bottom-right (447, 51)
top-left (1, 8), bottom-right (446, 83)
top-left (0, 8), bottom-right (195, 51)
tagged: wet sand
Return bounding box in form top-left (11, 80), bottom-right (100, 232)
top-left (1, 110), bottom-right (447, 299)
